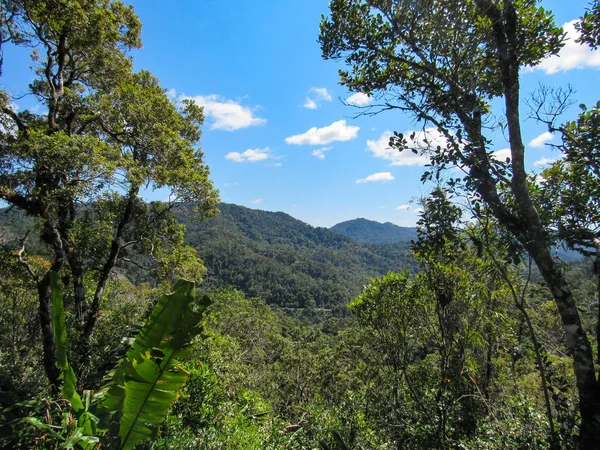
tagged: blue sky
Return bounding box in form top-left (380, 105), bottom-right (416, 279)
top-left (3, 0), bottom-right (600, 227)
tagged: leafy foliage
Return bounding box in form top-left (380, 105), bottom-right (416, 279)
top-left (319, 1), bottom-right (600, 446)
top-left (179, 203), bottom-right (416, 310)
top-left (96, 280), bottom-right (210, 450)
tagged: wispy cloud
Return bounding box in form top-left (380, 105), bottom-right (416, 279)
top-left (225, 147), bottom-right (271, 163)
top-left (367, 129), bottom-right (446, 166)
top-left (302, 87), bottom-right (333, 109)
top-left (534, 157), bottom-right (559, 167)
top-left (528, 131), bottom-right (555, 148)
top-left (356, 172), bottom-right (395, 184)
top-left (251, 198), bottom-right (264, 204)
top-left (311, 146), bottom-right (333, 159)
top-left (286, 120), bottom-right (359, 145)
top-left (395, 204), bottom-right (411, 211)
top-left (184, 94), bottom-right (266, 131)
top-left (166, 88), bottom-right (177, 100)
top-left (346, 92), bottom-right (373, 107)
top-left (491, 148), bottom-right (511, 162)
top-left (527, 20), bottom-right (600, 74)
top-left (303, 98), bottom-right (318, 110)
top-left (311, 87), bottom-right (332, 101)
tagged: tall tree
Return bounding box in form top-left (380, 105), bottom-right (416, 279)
top-left (319, 1), bottom-right (600, 447)
top-left (0, 1), bottom-right (218, 389)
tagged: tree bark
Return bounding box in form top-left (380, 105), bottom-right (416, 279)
top-left (529, 242), bottom-right (600, 448)
top-left (37, 220), bottom-right (66, 390)
top-left (473, 1), bottom-right (600, 447)
top-left (37, 271), bottom-right (60, 391)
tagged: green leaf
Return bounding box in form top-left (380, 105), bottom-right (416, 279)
top-left (332, 430), bottom-right (350, 450)
top-left (50, 272), bottom-right (84, 412)
top-left (95, 280), bottom-right (210, 450)
top-left (50, 271), bottom-right (68, 369)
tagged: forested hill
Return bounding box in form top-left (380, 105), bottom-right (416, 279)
top-left (177, 203), bottom-right (416, 309)
top-left (330, 217), bottom-right (418, 244)
top-left (0, 203), bottom-right (416, 310)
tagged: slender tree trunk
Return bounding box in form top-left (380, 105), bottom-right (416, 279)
top-left (516, 293), bottom-right (558, 449)
top-left (594, 239), bottom-right (600, 365)
top-left (82, 185), bottom-right (140, 342)
top-left (72, 265), bottom-right (86, 326)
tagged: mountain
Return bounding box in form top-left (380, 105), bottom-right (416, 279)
top-left (177, 204), bottom-right (416, 310)
top-left (0, 204), bottom-right (416, 312)
top-left (330, 218), bottom-right (418, 244)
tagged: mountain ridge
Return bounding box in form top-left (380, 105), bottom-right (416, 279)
top-left (177, 203), bottom-right (416, 309)
top-left (330, 217), bottom-right (418, 244)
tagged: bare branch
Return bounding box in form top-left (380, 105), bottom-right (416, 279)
top-left (16, 230), bottom-right (39, 282)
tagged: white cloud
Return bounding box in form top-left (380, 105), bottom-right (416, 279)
top-left (303, 98), bottom-right (318, 110)
top-left (529, 20), bottom-right (600, 74)
top-left (356, 172), bottom-right (395, 184)
top-left (412, 208), bottom-right (424, 215)
top-left (302, 87), bottom-right (333, 109)
top-left (311, 87), bottom-right (332, 101)
top-left (528, 131), bottom-right (555, 148)
top-left (395, 204), bottom-right (411, 211)
top-left (166, 88), bottom-right (177, 100)
top-left (346, 92), bottom-right (373, 107)
top-left (286, 120), bottom-right (359, 145)
top-left (225, 147), bottom-right (271, 163)
top-left (366, 128), bottom-right (447, 166)
top-left (185, 94), bottom-right (266, 131)
top-left (251, 198), bottom-right (264, 204)
top-left (534, 157), bottom-right (559, 167)
top-left (311, 146), bottom-right (333, 159)
top-left (491, 148), bottom-right (512, 162)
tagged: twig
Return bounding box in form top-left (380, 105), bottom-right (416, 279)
top-left (16, 230), bottom-right (39, 282)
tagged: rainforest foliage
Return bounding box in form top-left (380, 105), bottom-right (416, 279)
top-left (1, 0), bottom-right (600, 449)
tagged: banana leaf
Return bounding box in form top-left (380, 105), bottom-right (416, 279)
top-left (50, 272), bottom-right (84, 412)
top-left (95, 280), bottom-right (210, 450)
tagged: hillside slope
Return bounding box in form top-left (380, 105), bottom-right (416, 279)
top-left (0, 204), bottom-right (416, 310)
top-left (330, 218), bottom-right (418, 244)
top-left (177, 204), bottom-right (416, 309)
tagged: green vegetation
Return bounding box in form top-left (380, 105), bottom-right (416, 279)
top-left (330, 218), bottom-right (418, 245)
top-left (1, 0), bottom-right (600, 449)
top-left (178, 203), bottom-right (416, 311)
top-left (1, 273), bottom-right (209, 449)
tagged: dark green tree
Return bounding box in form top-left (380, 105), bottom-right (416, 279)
top-left (319, 1), bottom-right (600, 445)
top-left (0, 0), bottom-right (218, 389)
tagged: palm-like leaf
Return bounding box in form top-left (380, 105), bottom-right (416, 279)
top-left (95, 280), bottom-right (210, 450)
top-left (50, 272), bottom-right (84, 412)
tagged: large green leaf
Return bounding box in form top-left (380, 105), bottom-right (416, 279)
top-left (95, 280), bottom-right (210, 450)
top-left (50, 272), bottom-right (84, 412)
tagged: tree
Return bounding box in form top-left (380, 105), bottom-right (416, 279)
top-left (0, 1), bottom-right (218, 390)
top-left (578, 0), bottom-right (600, 49)
top-left (319, 1), bottom-right (600, 447)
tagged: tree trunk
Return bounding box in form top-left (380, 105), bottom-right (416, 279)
top-left (528, 242), bottom-right (600, 449)
top-left (37, 271), bottom-right (60, 390)
top-left (472, 2), bottom-right (600, 446)
top-left (83, 186), bottom-right (139, 341)
top-left (37, 220), bottom-right (66, 390)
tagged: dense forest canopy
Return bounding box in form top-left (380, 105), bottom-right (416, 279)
top-left (1, 0), bottom-right (600, 449)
